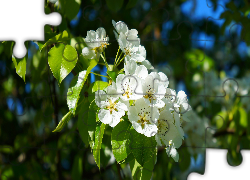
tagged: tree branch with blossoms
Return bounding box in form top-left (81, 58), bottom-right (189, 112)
top-left (49, 20), bottom-right (194, 179)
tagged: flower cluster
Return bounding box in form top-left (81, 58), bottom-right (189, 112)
top-left (82, 20), bottom-right (193, 162)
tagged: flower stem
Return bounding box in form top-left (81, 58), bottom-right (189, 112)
top-left (100, 53), bottom-right (109, 68)
top-left (98, 63), bottom-right (106, 66)
top-left (90, 72), bottom-right (109, 78)
top-left (116, 54), bottom-right (126, 67)
top-left (114, 47), bottom-right (120, 65)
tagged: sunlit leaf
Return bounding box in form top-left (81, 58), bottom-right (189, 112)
top-left (92, 81), bottom-right (109, 92)
top-left (111, 121), bottom-right (131, 162)
top-left (12, 55), bottom-right (26, 82)
top-left (41, 30), bottom-right (70, 51)
top-left (93, 123), bottom-right (106, 169)
top-left (67, 59), bottom-right (97, 114)
top-left (53, 111), bottom-right (73, 132)
top-left (48, 43), bottom-right (78, 85)
top-left (130, 129), bottom-right (157, 166)
top-left (107, 71), bottom-right (116, 82)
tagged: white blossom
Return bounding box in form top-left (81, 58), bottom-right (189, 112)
top-left (95, 83), bottom-right (127, 127)
top-left (82, 27), bottom-right (109, 59)
top-left (118, 33), bottom-right (143, 61)
top-left (141, 72), bottom-right (169, 108)
top-left (128, 98), bottom-right (159, 137)
top-left (155, 109), bottom-right (183, 148)
top-left (112, 20), bottom-right (140, 47)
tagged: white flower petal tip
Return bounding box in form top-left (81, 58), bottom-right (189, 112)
top-left (166, 140), bottom-right (179, 162)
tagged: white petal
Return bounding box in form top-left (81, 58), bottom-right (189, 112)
top-left (143, 124), bottom-right (158, 137)
top-left (173, 112), bottom-right (184, 138)
top-left (155, 134), bottom-right (162, 146)
top-left (96, 27), bottom-right (106, 40)
top-left (85, 30), bottom-right (96, 41)
top-left (131, 121), bottom-right (144, 134)
top-left (159, 109), bottom-right (174, 123)
top-left (141, 60), bottom-right (154, 69)
top-left (177, 91), bottom-right (187, 105)
top-left (109, 111), bottom-right (122, 127)
top-left (82, 47), bottom-right (95, 59)
top-left (95, 90), bottom-right (107, 107)
top-left (128, 106), bottom-right (139, 122)
top-left (124, 59), bottom-right (137, 75)
top-left (98, 109), bottom-right (112, 124)
top-left (117, 101), bottom-right (128, 112)
top-left (168, 147), bottom-right (179, 162)
top-left (135, 65), bottom-right (148, 79)
top-left (158, 72), bottom-right (169, 88)
top-left (113, 21), bottom-right (128, 35)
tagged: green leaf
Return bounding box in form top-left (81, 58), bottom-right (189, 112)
top-left (107, 71), bottom-right (116, 82)
top-left (141, 151), bottom-right (156, 180)
top-left (77, 98), bottom-right (90, 146)
top-left (87, 101), bottom-right (106, 168)
top-left (67, 59), bottom-right (97, 114)
top-left (67, 71), bottom-right (87, 115)
top-left (92, 123), bottom-right (106, 169)
top-left (48, 43), bottom-right (78, 85)
top-left (130, 129), bottom-right (157, 166)
top-left (111, 121), bottom-right (132, 162)
top-left (106, 0), bottom-right (124, 12)
top-left (78, 54), bottom-right (100, 71)
top-left (74, 84), bottom-right (88, 115)
top-left (2, 41), bottom-right (14, 58)
top-left (239, 107), bottom-right (247, 128)
top-left (129, 158), bottom-right (142, 180)
top-left (35, 30), bottom-right (57, 51)
top-left (41, 30), bottom-right (71, 51)
top-left (87, 82), bottom-right (96, 103)
top-left (53, 111), bottom-right (73, 132)
top-left (12, 55), bottom-right (26, 82)
top-left (129, 149), bottom-right (156, 180)
top-left (71, 37), bottom-right (87, 55)
top-left (179, 148), bottom-right (191, 172)
top-left (126, 0), bottom-right (138, 9)
top-left (88, 101), bottom-right (99, 147)
top-left (60, 0), bottom-right (81, 20)
top-left (71, 154), bottom-right (83, 180)
top-left (119, 153), bottom-right (134, 164)
top-left (100, 134), bottom-right (113, 167)
top-left (92, 81), bottom-right (109, 92)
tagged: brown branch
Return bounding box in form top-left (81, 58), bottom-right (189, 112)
top-left (116, 162), bottom-right (123, 180)
top-left (48, 2), bottom-right (55, 32)
top-left (52, 78), bottom-right (63, 180)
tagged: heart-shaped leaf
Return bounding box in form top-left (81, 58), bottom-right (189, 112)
top-left (48, 43), bottom-right (78, 85)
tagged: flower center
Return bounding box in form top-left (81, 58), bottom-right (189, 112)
top-left (124, 47), bottom-right (131, 56)
top-left (106, 99), bottom-right (117, 114)
top-left (101, 42), bottom-right (109, 48)
top-left (157, 120), bottom-right (169, 136)
top-left (123, 88), bottom-right (132, 99)
top-left (92, 42), bottom-right (109, 54)
top-left (137, 115), bottom-right (150, 129)
top-left (144, 89), bottom-right (156, 103)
